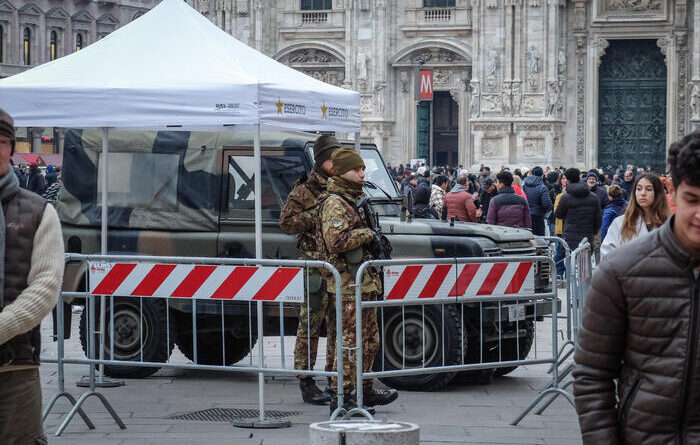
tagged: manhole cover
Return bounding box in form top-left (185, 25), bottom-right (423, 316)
top-left (166, 408), bottom-right (302, 422)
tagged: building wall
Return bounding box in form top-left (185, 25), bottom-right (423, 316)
top-left (2, 0), bottom-right (696, 168)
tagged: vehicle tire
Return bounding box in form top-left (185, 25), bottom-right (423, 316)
top-left (492, 321), bottom-right (535, 377)
top-left (375, 304), bottom-right (463, 391)
top-left (79, 297), bottom-right (174, 378)
top-left (173, 314), bottom-right (258, 365)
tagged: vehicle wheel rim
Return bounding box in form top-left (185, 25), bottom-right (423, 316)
top-left (106, 304), bottom-right (149, 360)
top-left (384, 309), bottom-right (439, 370)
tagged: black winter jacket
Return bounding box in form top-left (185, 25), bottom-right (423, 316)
top-left (522, 176), bottom-right (553, 217)
top-left (573, 218), bottom-right (700, 444)
top-left (554, 182), bottom-right (602, 249)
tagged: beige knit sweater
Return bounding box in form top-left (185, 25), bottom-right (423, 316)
top-left (0, 204), bottom-right (64, 361)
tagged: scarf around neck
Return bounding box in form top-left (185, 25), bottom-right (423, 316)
top-left (0, 170), bottom-right (20, 306)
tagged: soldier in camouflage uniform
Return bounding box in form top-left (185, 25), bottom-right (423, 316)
top-left (318, 147), bottom-right (399, 413)
top-left (279, 135), bottom-right (340, 405)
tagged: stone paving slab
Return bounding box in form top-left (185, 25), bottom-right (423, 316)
top-left (38, 297), bottom-right (582, 444)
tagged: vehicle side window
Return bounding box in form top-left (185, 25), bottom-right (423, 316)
top-left (224, 151), bottom-right (307, 220)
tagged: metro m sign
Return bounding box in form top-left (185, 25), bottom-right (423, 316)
top-left (419, 69), bottom-right (433, 100)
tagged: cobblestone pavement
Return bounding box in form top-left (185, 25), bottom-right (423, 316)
top-left (39, 295), bottom-right (582, 445)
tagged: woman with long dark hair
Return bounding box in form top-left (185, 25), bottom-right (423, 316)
top-left (601, 173), bottom-right (670, 257)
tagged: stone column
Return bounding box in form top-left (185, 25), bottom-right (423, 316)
top-left (55, 128), bottom-right (66, 155)
top-left (30, 127), bottom-right (43, 154)
top-left (584, 36), bottom-right (608, 168)
top-left (11, 10), bottom-right (19, 64)
top-left (39, 11), bottom-right (46, 64)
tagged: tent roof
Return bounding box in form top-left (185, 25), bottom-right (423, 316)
top-left (0, 0), bottom-right (359, 132)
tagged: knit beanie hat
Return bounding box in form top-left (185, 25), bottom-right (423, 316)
top-left (0, 108), bottom-right (15, 155)
top-left (585, 171), bottom-right (598, 180)
top-left (313, 135), bottom-right (341, 168)
top-left (332, 147), bottom-right (365, 176)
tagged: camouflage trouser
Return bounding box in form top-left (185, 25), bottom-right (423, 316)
top-left (294, 290), bottom-right (336, 376)
top-left (331, 293), bottom-right (379, 395)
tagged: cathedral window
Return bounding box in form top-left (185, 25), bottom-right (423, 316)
top-left (423, 0), bottom-right (455, 6)
top-left (23, 28), bottom-right (31, 65)
top-left (50, 31), bottom-right (57, 61)
top-left (76, 33), bottom-right (83, 52)
top-left (301, 0), bottom-right (332, 10)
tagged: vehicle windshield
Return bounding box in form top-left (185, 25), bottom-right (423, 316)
top-left (360, 148), bottom-right (400, 201)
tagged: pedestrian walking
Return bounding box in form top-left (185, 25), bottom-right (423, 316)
top-left (554, 168), bottom-right (602, 250)
top-left (599, 184), bottom-right (627, 241)
top-left (0, 108), bottom-right (65, 444)
top-left (601, 174), bottom-right (670, 257)
top-left (279, 135), bottom-right (340, 405)
top-left (522, 166), bottom-right (553, 236)
top-left (444, 172), bottom-right (478, 222)
top-left (573, 132), bottom-right (700, 444)
top-left (486, 170), bottom-right (531, 229)
top-left (318, 147), bottom-right (398, 414)
top-left (26, 162), bottom-right (46, 195)
top-left (430, 175), bottom-right (448, 219)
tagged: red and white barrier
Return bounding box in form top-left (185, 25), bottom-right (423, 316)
top-left (88, 262), bottom-right (304, 303)
top-left (383, 262), bottom-right (534, 300)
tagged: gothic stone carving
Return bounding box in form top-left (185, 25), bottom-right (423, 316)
top-left (527, 46), bottom-right (541, 91)
top-left (301, 70), bottom-right (345, 87)
top-left (676, 34), bottom-right (688, 138)
top-left (486, 50), bottom-right (499, 90)
top-left (400, 71), bottom-right (410, 93)
top-left (514, 123), bottom-right (553, 132)
top-left (576, 34), bottom-right (586, 163)
top-left (546, 81), bottom-right (563, 117)
top-left (501, 84), bottom-right (512, 116)
top-left (361, 95), bottom-right (374, 113)
top-left (481, 138), bottom-right (503, 158)
top-left (401, 49), bottom-right (465, 65)
top-left (606, 0), bottom-right (662, 11)
top-left (522, 138), bottom-right (545, 158)
top-left (690, 83), bottom-right (700, 121)
top-left (523, 94), bottom-right (544, 112)
top-left (482, 94), bottom-right (501, 111)
top-left (288, 49), bottom-right (340, 64)
top-left (473, 123), bottom-right (510, 133)
top-left (470, 82), bottom-right (481, 117)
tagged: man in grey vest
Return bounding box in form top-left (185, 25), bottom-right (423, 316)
top-left (0, 108), bottom-right (65, 444)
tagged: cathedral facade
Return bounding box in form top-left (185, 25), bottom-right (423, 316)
top-left (1, 0), bottom-right (697, 169)
top-left (186, 0), bottom-right (697, 170)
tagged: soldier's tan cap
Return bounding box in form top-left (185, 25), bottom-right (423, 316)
top-left (332, 147), bottom-right (365, 176)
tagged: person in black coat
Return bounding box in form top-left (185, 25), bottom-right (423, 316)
top-left (26, 162), bottom-right (46, 195)
top-left (44, 164), bottom-right (58, 186)
top-left (413, 173), bottom-right (437, 219)
top-left (522, 166), bottom-right (553, 236)
top-left (554, 168), bottom-right (602, 250)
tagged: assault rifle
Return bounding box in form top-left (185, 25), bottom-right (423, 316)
top-left (358, 181), bottom-right (393, 260)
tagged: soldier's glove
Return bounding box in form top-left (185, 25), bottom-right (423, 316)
top-left (368, 232), bottom-right (385, 259)
top-left (0, 342), bottom-right (14, 367)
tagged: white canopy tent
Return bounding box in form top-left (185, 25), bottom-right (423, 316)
top-left (0, 0), bottom-right (360, 416)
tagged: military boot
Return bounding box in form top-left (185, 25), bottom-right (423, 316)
top-left (299, 377), bottom-right (331, 405)
top-left (329, 394), bottom-right (375, 416)
top-left (322, 377), bottom-right (333, 398)
top-left (362, 387), bottom-right (399, 407)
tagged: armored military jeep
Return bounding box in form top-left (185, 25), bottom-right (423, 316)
top-left (58, 128), bottom-right (553, 391)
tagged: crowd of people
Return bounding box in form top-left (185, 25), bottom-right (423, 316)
top-left (388, 160), bottom-right (676, 278)
top-left (10, 160), bottom-right (61, 204)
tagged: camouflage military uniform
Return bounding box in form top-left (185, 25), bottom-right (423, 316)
top-left (318, 176), bottom-right (382, 395)
top-left (279, 169), bottom-right (336, 375)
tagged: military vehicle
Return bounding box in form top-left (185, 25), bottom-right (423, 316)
top-left (58, 128), bottom-right (553, 391)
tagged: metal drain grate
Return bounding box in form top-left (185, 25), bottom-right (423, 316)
top-left (166, 408), bottom-right (302, 422)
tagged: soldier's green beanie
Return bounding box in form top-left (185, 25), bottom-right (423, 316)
top-left (332, 147), bottom-right (365, 176)
top-left (313, 135), bottom-right (341, 168)
top-left (0, 108), bottom-right (15, 155)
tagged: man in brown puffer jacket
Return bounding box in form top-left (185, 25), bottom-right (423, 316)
top-left (573, 132), bottom-right (700, 445)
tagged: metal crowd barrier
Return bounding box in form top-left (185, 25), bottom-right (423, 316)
top-left (512, 239), bottom-right (592, 422)
top-left (42, 254), bottom-right (344, 436)
top-left (342, 255), bottom-right (560, 421)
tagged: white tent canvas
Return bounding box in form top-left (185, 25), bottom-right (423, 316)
top-left (0, 0), bottom-right (360, 132)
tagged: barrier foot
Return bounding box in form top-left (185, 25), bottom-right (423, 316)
top-left (546, 341), bottom-right (575, 374)
top-left (330, 407), bottom-right (347, 421)
top-left (55, 391), bottom-right (126, 436)
top-left (43, 391), bottom-right (95, 430)
top-left (511, 388), bottom-right (574, 426)
top-left (343, 407), bottom-right (374, 421)
top-left (535, 380), bottom-right (574, 415)
top-left (76, 375), bottom-right (125, 388)
top-left (231, 418), bottom-right (291, 429)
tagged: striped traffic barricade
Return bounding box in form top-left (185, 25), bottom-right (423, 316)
top-left (42, 254), bottom-right (344, 436)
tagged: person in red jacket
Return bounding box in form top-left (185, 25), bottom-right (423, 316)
top-left (444, 172), bottom-right (478, 222)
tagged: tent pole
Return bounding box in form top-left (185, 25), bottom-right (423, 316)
top-left (99, 127), bottom-right (109, 382)
top-left (253, 124), bottom-right (265, 422)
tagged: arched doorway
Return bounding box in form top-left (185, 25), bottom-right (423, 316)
top-left (598, 40), bottom-right (667, 172)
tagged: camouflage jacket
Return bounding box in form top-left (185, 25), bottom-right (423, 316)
top-left (279, 169), bottom-right (328, 258)
top-left (318, 177), bottom-right (382, 296)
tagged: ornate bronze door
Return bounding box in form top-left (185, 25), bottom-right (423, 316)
top-left (417, 101), bottom-right (431, 161)
top-left (598, 40), bottom-right (667, 172)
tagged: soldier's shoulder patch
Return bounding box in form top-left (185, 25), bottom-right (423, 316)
top-left (331, 218), bottom-right (344, 228)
